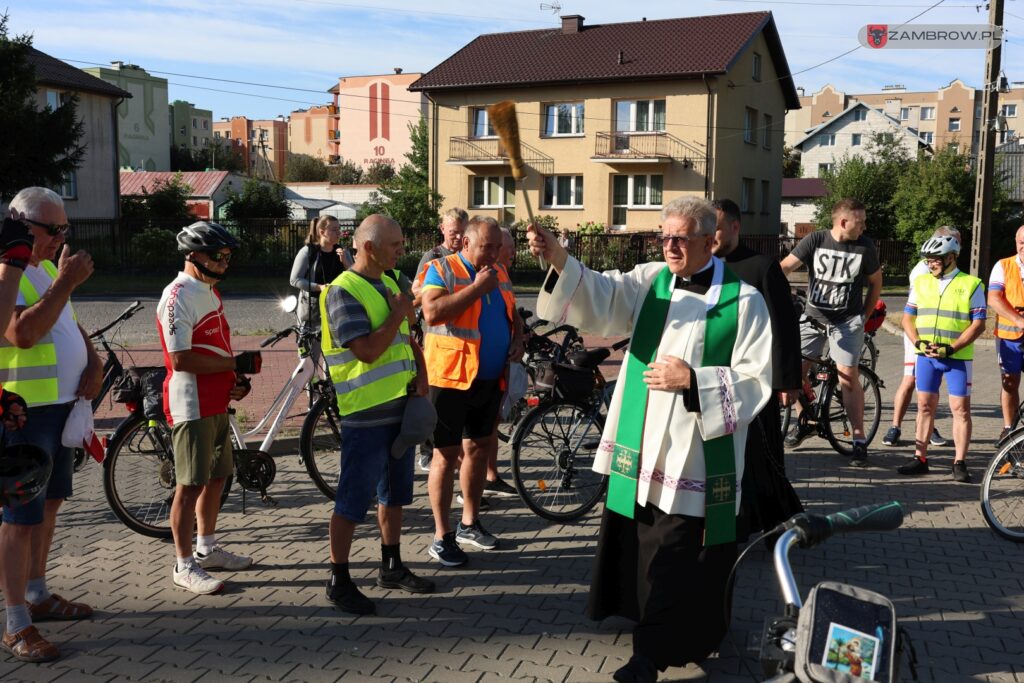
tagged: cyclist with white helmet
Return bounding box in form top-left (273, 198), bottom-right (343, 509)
top-left (986, 225), bottom-right (1024, 443)
top-left (898, 233), bottom-right (985, 482)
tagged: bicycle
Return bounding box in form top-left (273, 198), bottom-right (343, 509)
top-left (736, 501), bottom-right (915, 682)
top-left (781, 318), bottom-right (883, 456)
top-left (508, 339), bottom-right (626, 522)
top-left (793, 289), bottom-right (879, 372)
top-left (102, 297), bottom-right (341, 538)
top-left (980, 425), bottom-right (1024, 542)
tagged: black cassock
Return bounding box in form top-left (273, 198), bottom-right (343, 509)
top-left (586, 255), bottom-right (803, 670)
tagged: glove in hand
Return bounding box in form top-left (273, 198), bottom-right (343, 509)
top-left (234, 350), bottom-right (262, 374)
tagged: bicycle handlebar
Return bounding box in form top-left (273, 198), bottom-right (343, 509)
top-left (784, 501), bottom-right (904, 549)
top-left (89, 300), bottom-right (144, 339)
top-left (260, 327), bottom-right (294, 348)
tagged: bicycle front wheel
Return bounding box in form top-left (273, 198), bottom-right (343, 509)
top-left (822, 365), bottom-right (882, 456)
top-left (859, 335), bottom-right (878, 372)
top-left (981, 430), bottom-right (1024, 542)
top-left (300, 395), bottom-right (342, 500)
top-left (511, 401), bottom-right (607, 522)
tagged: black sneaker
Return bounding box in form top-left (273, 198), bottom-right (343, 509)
top-left (326, 577), bottom-right (375, 615)
top-left (952, 461), bottom-right (971, 483)
top-left (613, 654), bottom-right (658, 683)
top-left (849, 442), bottom-right (869, 468)
top-left (882, 426), bottom-right (901, 447)
top-left (483, 477), bottom-right (518, 498)
top-left (428, 532), bottom-right (468, 567)
top-left (784, 421), bottom-right (814, 448)
top-left (376, 566), bottom-right (436, 594)
top-left (897, 458), bottom-right (929, 475)
top-left (929, 428), bottom-right (948, 447)
top-left (997, 427), bottom-right (1013, 445)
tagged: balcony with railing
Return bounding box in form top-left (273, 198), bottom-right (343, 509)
top-left (592, 131), bottom-right (707, 175)
top-left (448, 137), bottom-right (553, 175)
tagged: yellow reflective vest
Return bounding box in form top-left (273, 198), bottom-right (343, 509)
top-left (320, 270), bottom-right (416, 417)
top-left (0, 261), bottom-right (74, 407)
top-left (913, 270), bottom-right (983, 361)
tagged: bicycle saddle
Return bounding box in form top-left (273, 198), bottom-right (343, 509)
top-left (567, 348), bottom-right (609, 369)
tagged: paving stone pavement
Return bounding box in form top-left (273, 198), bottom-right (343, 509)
top-left (2, 324), bottom-right (1024, 682)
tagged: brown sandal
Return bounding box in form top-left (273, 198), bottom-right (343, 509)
top-left (28, 594), bottom-right (94, 621)
top-left (1, 625), bottom-right (59, 663)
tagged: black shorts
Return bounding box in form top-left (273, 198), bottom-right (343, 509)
top-left (430, 378), bottom-right (503, 448)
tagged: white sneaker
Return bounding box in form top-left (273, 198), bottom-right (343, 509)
top-left (173, 563), bottom-right (224, 595)
top-left (195, 545), bottom-right (253, 571)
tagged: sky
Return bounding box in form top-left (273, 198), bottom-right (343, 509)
top-left (9, 0), bottom-right (1024, 135)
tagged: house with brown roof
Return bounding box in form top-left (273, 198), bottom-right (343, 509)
top-left (119, 170), bottom-right (250, 219)
top-left (26, 47), bottom-right (130, 220)
top-left (410, 12), bottom-right (799, 233)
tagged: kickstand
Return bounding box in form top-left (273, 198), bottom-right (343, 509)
top-left (241, 487), bottom-right (247, 514)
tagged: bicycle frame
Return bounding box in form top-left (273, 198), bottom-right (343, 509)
top-left (228, 352), bottom-right (316, 454)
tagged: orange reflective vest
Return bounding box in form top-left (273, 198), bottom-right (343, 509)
top-left (423, 253), bottom-right (516, 390)
top-left (995, 256), bottom-right (1024, 340)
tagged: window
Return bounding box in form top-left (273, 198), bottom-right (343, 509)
top-left (543, 175), bottom-right (584, 208)
top-left (752, 52), bottom-right (762, 81)
top-left (948, 118), bottom-right (961, 132)
top-left (611, 175), bottom-right (663, 226)
top-left (879, 132), bottom-right (894, 143)
top-left (818, 163), bottom-right (834, 177)
top-left (45, 90), bottom-right (67, 110)
top-left (55, 171), bottom-right (77, 200)
top-left (947, 142), bottom-right (960, 152)
top-left (1000, 129), bottom-right (1017, 144)
top-left (975, 106), bottom-right (982, 119)
top-left (921, 106), bottom-right (935, 120)
top-left (1003, 104), bottom-right (1018, 118)
top-left (543, 103), bottom-right (584, 136)
top-left (202, 119), bottom-right (209, 130)
top-left (762, 114), bottom-right (773, 149)
top-left (192, 135), bottom-right (198, 146)
top-left (740, 178), bottom-right (754, 212)
top-left (615, 99), bottom-right (666, 132)
top-left (921, 131), bottom-right (934, 143)
top-left (192, 117), bottom-right (197, 129)
top-left (900, 107), bottom-right (910, 121)
top-left (853, 109), bottom-right (867, 122)
top-left (761, 180), bottom-right (770, 214)
top-left (818, 133), bottom-right (836, 147)
top-left (214, 131), bottom-right (222, 138)
top-left (471, 107), bottom-right (495, 138)
top-left (744, 108), bottom-right (758, 144)
top-left (851, 133), bottom-right (862, 146)
top-left (472, 176), bottom-right (516, 208)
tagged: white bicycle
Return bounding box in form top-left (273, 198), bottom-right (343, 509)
top-left (102, 296), bottom-right (343, 538)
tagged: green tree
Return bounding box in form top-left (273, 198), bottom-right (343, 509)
top-left (284, 153), bottom-right (329, 182)
top-left (204, 139), bottom-right (245, 173)
top-left (782, 145), bottom-right (801, 179)
top-left (364, 159), bottom-right (396, 184)
top-left (0, 13), bottom-right (85, 200)
top-left (223, 178), bottom-right (290, 220)
top-left (328, 158), bottom-right (363, 184)
top-left (119, 172), bottom-right (193, 226)
top-left (359, 118), bottom-right (442, 228)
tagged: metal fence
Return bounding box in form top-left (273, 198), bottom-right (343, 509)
top-left (66, 217), bottom-right (918, 283)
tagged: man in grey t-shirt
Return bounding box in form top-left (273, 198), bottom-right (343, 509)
top-left (412, 208), bottom-right (468, 300)
top-left (780, 198), bottom-right (882, 466)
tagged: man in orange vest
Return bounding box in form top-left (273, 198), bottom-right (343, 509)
top-left (420, 216), bottom-right (522, 567)
top-left (988, 225), bottom-right (1024, 443)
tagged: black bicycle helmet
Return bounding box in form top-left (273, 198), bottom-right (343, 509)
top-left (176, 221), bottom-right (239, 255)
top-left (0, 443), bottom-right (52, 509)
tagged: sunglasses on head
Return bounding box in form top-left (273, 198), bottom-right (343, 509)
top-left (23, 218), bottom-right (70, 236)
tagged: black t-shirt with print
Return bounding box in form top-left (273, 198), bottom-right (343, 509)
top-left (790, 230), bottom-right (880, 324)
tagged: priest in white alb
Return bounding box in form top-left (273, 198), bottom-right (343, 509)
top-left (527, 197), bottom-right (773, 683)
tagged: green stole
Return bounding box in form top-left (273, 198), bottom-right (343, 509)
top-left (606, 262), bottom-right (742, 546)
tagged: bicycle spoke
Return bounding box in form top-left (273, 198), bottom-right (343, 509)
top-left (983, 441), bottom-right (1024, 540)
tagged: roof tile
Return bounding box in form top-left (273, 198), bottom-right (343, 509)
top-left (119, 171), bottom-right (230, 198)
top-left (26, 47), bottom-right (130, 99)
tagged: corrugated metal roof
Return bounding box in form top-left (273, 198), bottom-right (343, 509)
top-left (26, 48), bottom-right (130, 98)
top-left (119, 171), bottom-right (230, 198)
top-left (410, 12), bottom-right (799, 108)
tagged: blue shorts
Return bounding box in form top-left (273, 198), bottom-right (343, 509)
top-left (915, 356), bottom-right (973, 398)
top-left (333, 422), bottom-right (414, 523)
top-left (997, 338), bottom-right (1024, 375)
top-left (3, 402), bottom-right (75, 525)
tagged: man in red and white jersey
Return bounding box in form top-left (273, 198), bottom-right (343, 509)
top-left (157, 221), bottom-right (260, 595)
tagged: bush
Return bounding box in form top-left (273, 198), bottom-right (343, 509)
top-left (131, 228), bottom-right (179, 271)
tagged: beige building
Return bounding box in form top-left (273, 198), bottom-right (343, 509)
top-left (213, 116), bottom-right (288, 181)
top-left (332, 71), bottom-right (427, 171)
top-left (22, 47), bottom-right (129, 219)
top-left (786, 80), bottom-right (992, 154)
top-left (288, 104), bottom-right (338, 162)
top-left (169, 100), bottom-right (213, 153)
top-left (410, 13), bottom-right (799, 233)
top-left (83, 62), bottom-right (170, 171)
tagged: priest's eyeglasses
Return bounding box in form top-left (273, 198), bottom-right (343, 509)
top-left (660, 234), bottom-right (706, 248)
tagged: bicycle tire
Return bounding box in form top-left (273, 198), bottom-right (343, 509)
top-left (822, 365), bottom-right (882, 456)
top-left (299, 395), bottom-right (342, 500)
top-left (981, 429), bottom-right (1024, 542)
top-left (103, 413), bottom-right (231, 539)
top-left (859, 336), bottom-right (878, 372)
top-left (511, 400), bottom-right (607, 522)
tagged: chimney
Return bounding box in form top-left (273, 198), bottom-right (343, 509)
top-left (111, 60), bottom-right (124, 69)
top-left (561, 15), bottom-right (584, 34)
top-left (394, 67), bottom-right (403, 75)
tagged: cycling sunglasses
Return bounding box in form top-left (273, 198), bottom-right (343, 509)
top-left (23, 218), bottom-right (70, 236)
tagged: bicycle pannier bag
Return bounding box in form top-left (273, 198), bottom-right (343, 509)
top-left (112, 366), bottom-right (165, 405)
top-left (553, 363), bottom-right (595, 402)
top-left (140, 367), bottom-right (168, 421)
top-left (794, 581), bottom-right (899, 683)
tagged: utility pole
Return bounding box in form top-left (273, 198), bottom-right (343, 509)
top-left (970, 0), bottom-right (1004, 278)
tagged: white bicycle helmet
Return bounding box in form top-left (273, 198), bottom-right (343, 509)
top-left (920, 235), bottom-right (960, 258)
